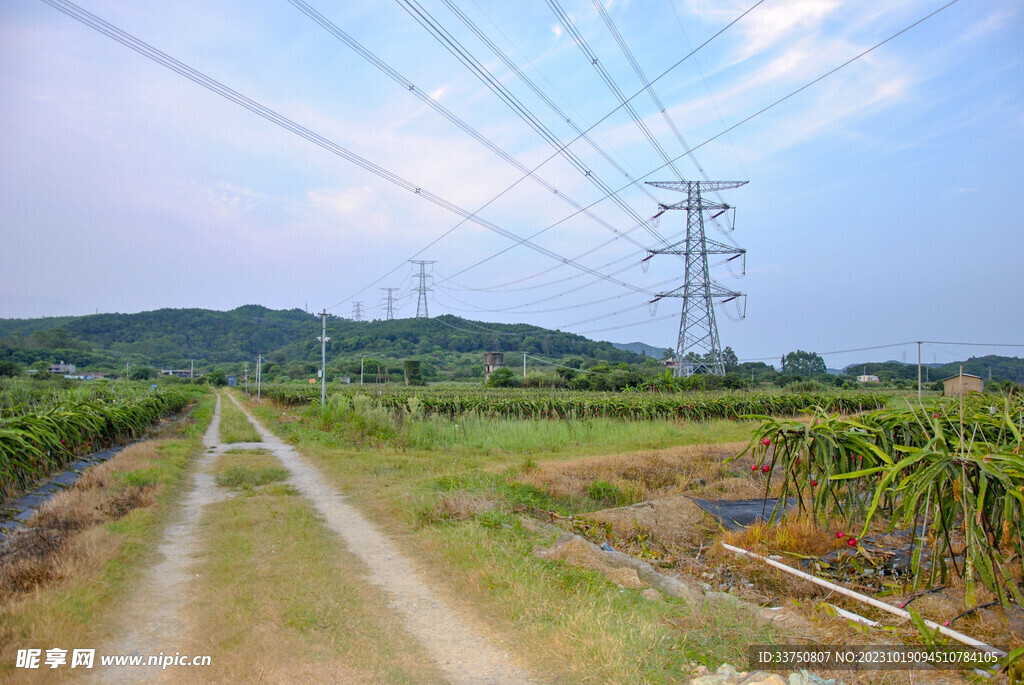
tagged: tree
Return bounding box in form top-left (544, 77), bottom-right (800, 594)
top-left (129, 366), bottom-right (156, 380)
top-left (485, 367), bottom-right (519, 388)
top-left (721, 346), bottom-right (739, 367)
top-left (782, 350), bottom-right (826, 377)
top-left (206, 369), bottom-right (227, 386)
top-left (0, 360), bottom-right (21, 377)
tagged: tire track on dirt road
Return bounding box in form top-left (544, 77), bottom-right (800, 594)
top-left (226, 394), bottom-right (536, 685)
top-left (91, 395), bottom-right (228, 684)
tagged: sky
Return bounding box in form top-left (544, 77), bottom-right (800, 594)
top-left (1, 0), bottom-right (1022, 370)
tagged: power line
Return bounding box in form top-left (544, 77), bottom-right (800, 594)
top-left (336, 0), bottom-right (767, 309)
top-left (36, 0), bottom-right (657, 310)
top-left (433, 0), bottom-right (964, 314)
top-left (588, 0), bottom-right (740, 244)
top-left (288, 0), bottom-right (649, 252)
top-left (396, 0), bottom-right (677, 255)
top-left (354, 0), bottom-right (950, 316)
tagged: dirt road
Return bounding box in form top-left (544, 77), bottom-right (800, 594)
top-left (96, 393), bottom-right (534, 684)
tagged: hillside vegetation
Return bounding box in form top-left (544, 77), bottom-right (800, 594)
top-left (0, 306), bottom-right (646, 381)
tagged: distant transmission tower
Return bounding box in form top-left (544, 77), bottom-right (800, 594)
top-left (409, 260), bottom-right (436, 318)
top-left (646, 181), bottom-right (747, 377)
top-left (351, 302), bottom-right (364, 322)
top-left (380, 288), bottom-right (398, 321)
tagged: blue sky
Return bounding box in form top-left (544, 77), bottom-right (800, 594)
top-left (1, 0), bottom-right (1021, 369)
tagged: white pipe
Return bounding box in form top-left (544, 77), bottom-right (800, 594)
top-left (721, 543), bottom-right (1005, 657)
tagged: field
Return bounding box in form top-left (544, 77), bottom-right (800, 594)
top-left (0, 379), bottom-right (200, 500)
top-left (244, 387), bottom-right (1023, 681)
top-left (3, 378), bottom-right (1019, 682)
top-left (257, 383), bottom-right (887, 419)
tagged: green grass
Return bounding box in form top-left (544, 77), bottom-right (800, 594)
top-left (244, 398), bottom-right (772, 682)
top-left (213, 449), bottom-right (289, 491)
top-left (218, 394), bottom-right (261, 443)
top-left (401, 411), bottom-right (755, 453)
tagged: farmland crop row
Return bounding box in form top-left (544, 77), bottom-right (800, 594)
top-left (255, 384), bottom-right (886, 420)
top-left (742, 394), bottom-right (1024, 621)
top-left (0, 388), bottom-right (196, 499)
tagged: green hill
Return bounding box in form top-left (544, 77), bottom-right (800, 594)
top-left (0, 306), bottom-right (645, 379)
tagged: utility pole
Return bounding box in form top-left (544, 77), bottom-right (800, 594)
top-left (360, 357), bottom-right (364, 386)
top-left (190, 359), bottom-right (194, 378)
top-left (921, 339), bottom-right (929, 403)
top-left (317, 309), bottom-right (330, 406)
top-left (523, 352), bottom-right (527, 379)
top-left (256, 353), bottom-right (261, 402)
top-left (351, 302), bottom-right (364, 322)
top-left (645, 181), bottom-right (747, 377)
top-left (244, 362), bottom-right (249, 395)
top-left (409, 260), bottom-right (436, 318)
top-left (381, 288), bottom-right (398, 321)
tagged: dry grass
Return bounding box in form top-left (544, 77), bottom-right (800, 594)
top-left (431, 491), bottom-right (508, 522)
top-left (0, 397), bottom-right (213, 684)
top-left (0, 442), bottom-right (167, 597)
top-left (526, 447), bottom-right (1016, 681)
top-left (517, 441), bottom-right (753, 505)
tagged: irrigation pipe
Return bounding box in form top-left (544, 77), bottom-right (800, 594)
top-left (721, 543), bottom-right (1006, 657)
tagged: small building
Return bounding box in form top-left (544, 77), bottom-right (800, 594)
top-left (942, 373), bottom-right (984, 396)
top-left (65, 372), bottom-right (106, 381)
top-left (483, 352), bottom-right (504, 380)
top-left (857, 374), bottom-right (880, 383)
top-left (48, 361), bottom-right (76, 374)
top-left (227, 376), bottom-right (237, 387)
top-left (160, 369), bottom-right (192, 378)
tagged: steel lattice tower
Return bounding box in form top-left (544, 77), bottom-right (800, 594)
top-left (380, 288), bottom-right (398, 321)
top-left (647, 181), bottom-right (747, 377)
top-left (409, 260), bottom-right (435, 318)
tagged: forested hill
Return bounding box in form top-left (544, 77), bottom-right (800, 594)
top-left (0, 306), bottom-right (644, 369)
top-left (842, 356), bottom-right (1024, 385)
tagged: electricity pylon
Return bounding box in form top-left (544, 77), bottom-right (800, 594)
top-left (351, 302), bottom-right (363, 322)
top-left (380, 288), bottom-right (398, 321)
top-left (409, 260), bottom-right (436, 318)
top-left (646, 181), bottom-right (747, 377)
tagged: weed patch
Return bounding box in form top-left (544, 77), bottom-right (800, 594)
top-left (217, 395), bottom-right (261, 443)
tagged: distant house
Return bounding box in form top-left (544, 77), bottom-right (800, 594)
top-left (942, 373), bottom-right (984, 396)
top-left (48, 361), bottom-right (76, 374)
top-left (65, 372), bottom-right (106, 381)
top-left (160, 369), bottom-right (192, 378)
top-left (857, 374), bottom-right (880, 383)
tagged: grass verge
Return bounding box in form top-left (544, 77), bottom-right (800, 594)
top-left (217, 393), bottom-right (261, 443)
top-left (0, 394), bottom-right (215, 684)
